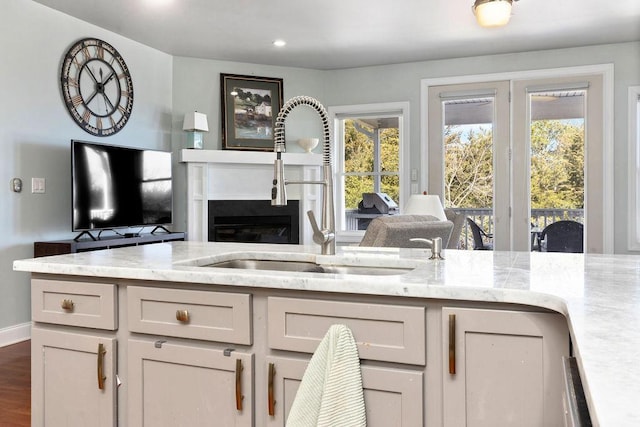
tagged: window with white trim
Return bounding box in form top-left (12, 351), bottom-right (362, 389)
top-left (329, 102), bottom-right (410, 243)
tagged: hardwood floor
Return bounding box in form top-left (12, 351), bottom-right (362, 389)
top-left (0, 340), bottom-right (30, 427)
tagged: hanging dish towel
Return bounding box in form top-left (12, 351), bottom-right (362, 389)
top-left (286, 324), bottom-right (367, 427)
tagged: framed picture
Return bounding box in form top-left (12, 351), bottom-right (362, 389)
top-left (221, 73), bottom-right (284, 151)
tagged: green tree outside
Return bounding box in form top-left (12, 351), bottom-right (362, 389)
top-left (343, 120), bottom-right (399, 209)
top-left (443, 120), bottom-right (584, 211)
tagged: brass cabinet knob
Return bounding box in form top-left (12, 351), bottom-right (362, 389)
top-left (61, 299), bottom-right (74, 311)
top-left (176, 309), bottom-right (190, 323)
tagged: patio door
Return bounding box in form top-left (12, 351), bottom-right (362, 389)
top-left (427, 81), bottom-right (511, 250)
top-left (427, 74), bottom-right (604, 252)
top-left (512, 75), bottom-right (604, 252)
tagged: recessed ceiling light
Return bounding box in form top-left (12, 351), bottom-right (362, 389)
top-left (143, 0), bottom-right (174, 6)
top-left (273, 40), bottom-right (287, 47)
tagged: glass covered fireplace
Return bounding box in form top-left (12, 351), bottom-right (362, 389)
top-left (208, 200), bottom-right (300, 244)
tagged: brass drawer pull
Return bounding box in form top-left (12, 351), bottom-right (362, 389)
top-left (268, 363), bottom-right (276, 416)
top-left (175, 309), bottom-right (190, 323)
top-left (61, 299), bottom-right (74, 311)
top-left (449, 314), bottom-right (456, 375)
top-left (97, 343), bottom-right (106, 390)
top-left (235, 359), bottom-right (244, 411)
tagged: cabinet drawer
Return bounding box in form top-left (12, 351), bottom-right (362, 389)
top-left (268, 297), bottom-right (425, 365)
top-left (128, 286), bottom-right (252, 345)
top-left (32, 278), bottom-right (117, 330)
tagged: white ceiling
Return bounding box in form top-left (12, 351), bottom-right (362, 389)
top-left (33, 0), bottom-right (640, 70)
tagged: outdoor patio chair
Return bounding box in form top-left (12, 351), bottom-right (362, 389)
top-left (538, 220), bottom-right (583, 253)
top-left (466, 218), bottom-right (493, 250)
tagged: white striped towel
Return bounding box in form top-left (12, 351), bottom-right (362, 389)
top-left (286, 324), bottom-right (367, 427)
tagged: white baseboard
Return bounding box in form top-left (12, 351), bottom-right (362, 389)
top-left (0, 322), bottom-right (31, 347)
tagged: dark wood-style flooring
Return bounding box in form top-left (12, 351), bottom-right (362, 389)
top-left (0, 340), bottom-right (30, 427)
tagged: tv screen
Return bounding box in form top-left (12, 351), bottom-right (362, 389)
top-left (72, 140), bottom-right (173, 232)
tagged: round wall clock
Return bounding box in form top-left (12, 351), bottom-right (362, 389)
top-left (60, 38), bottom-right (134, 137)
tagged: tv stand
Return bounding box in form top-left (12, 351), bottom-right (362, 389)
top-left (150, 225), bottom-right (171, 234)
top-left (73, 231), bottom-right (97, 242)
top-left (34, 232), bottom-right (187, 257)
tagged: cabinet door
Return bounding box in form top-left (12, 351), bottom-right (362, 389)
top-left (128, 339), bottom-right (254, 427)
top-left (31, 327), bottom-right (117, 427)
top-left (265, 356), bottom-right (423, 426)
top-left (442, 307), bottom-right (569, 427)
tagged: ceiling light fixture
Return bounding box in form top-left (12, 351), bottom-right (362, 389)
top-left (273, 40), bottom-right (286, 47)
top-left (473, 0), bottom-right (518, 28)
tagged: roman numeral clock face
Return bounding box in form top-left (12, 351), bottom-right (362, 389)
top-left (60, 38), bottom-right (134, 136)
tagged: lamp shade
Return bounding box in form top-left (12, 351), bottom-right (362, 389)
top-left (403, 194), bottom-right (447, 221)
top-left (183, 111), bottom-right (209, 132)
top-left (474, 0), bottom-right (512, 28)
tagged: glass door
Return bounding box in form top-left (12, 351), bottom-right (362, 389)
top-left (427, 75), bottom-right (604, 252)
top-left (512, 75), bottom-right (604, 252)
top-left (428, 81), bottom-right (510, 250)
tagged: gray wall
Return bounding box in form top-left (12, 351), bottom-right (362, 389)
top-left (0, 1), bottom-right (173, 335)
top-left (2, 0), bottom-right (639, 338)
top-left (170, 58), bottom-right (326, 232)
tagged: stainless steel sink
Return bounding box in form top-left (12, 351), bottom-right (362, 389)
top-left (204, 259), bottom-right (412, 276)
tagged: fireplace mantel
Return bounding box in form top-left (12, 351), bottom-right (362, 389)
top-left (180, 149), bottom-right (323, 243)
top-left (180, 149), bottom-right (322, 166)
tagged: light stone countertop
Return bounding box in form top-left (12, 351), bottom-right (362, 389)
top-left (14, 241), bottom-right (640, 426)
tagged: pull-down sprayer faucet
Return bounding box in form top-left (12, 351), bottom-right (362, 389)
top-left (271, 96), bottom-right (335, 255)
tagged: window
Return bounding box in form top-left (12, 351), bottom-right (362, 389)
top-left (329, 102), bottom-right (410, 242)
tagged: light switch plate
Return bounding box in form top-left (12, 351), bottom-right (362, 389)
top-left (32, 177), bottom-right (45, 194)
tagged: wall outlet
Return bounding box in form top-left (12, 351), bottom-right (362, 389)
top-left (32, 177), bottom-right (45, 194)
top-left (411, 168), bottom-right (418, 181)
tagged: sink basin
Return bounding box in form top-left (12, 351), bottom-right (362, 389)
top-left (204, 259), bottom-right (413, 276)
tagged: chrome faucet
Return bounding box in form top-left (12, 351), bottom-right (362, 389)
top-left (271, 96), bottom-right (336, 255)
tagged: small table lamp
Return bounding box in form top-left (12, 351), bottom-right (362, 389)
top-left (183, 111), bottom-right (209, 149)
top-left (403, 193), bottom-right (447, 221)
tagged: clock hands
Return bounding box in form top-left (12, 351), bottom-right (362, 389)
top-left (86, 66), bottom-right (100, 84)
top-left (84, 67), bottom-right (118, 115)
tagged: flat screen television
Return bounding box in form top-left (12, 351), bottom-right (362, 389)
top-left (71, 140), bottom-right (173, 235)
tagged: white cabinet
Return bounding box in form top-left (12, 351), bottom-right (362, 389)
top-left (30, 276), bottom-right (574, 427)
top-left (31, 327), bottom-right (117, 427)
top-left (442, 307), bottom-right (570, 427)
top-left (264, 356), bottom-right (423, 426)
top-left (126, 286), bottom-right (254, 426)
top-left (31, 278), bottom-right (118, 427)
top-left (127, 339), bottom-right (253, 426)
top-left (265, 297), bottom-right (426, 425)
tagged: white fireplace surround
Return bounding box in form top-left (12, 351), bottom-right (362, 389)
top-left (180, 149), bottom-right (323, 245)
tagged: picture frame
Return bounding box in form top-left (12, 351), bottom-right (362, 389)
top-left (221, 73), bottom-right (284, 151)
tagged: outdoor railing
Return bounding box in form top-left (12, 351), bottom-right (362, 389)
top-left (345, 208), bottom-right (584, 250)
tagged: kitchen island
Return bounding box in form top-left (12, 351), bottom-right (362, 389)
top-left (14, 241), bottom-right (640, 426)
